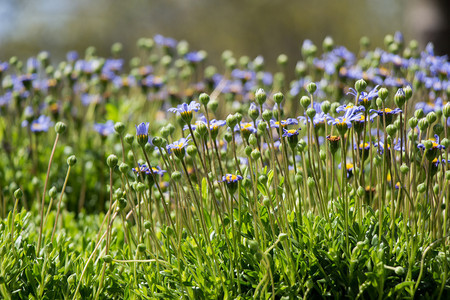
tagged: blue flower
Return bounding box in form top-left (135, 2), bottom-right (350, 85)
top-left (327, 106), bottom-right (363, 134)
top-left (135, 122), bottom-right (150, 145)
top-left (348, 85), bottom-right (379, 107)
top-left (30, 115), bottom-right (53, 132)
top-left (154, 34), bottom-right (177, 48)
top-left (168, 100), bottom-right (200, 123)
top-left (270, 118), bottom-right (298, 129)
top-left (185, 51), bottom-right (205, 63)
top-left (338, 162), bottom-right (354, 178)
top-left (167, 137), bottom-right (190, 158)
top-left (282, 128), bottom-right (300, 137)
top-left (94, 120), bottom-right (115, 137)
top-left (369, 107), bottom-right (402, 125)
top-left (221, 174), bottom-right (243, 183)
top-left (336, 103), bottom-right (365, 114)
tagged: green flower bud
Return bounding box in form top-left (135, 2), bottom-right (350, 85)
top-left (114, 122), bottom-right (126, 135)
top-left (394, 88), bottom-right (406, 107)
top-left (300, 96), bottom-right (311, 108)
top-left (103, 255), bottom-right (113, 264)
top-left (355, 79), bottom-right (367, 93)
top-left (107, 154), bottom-right (118, 168)
top-left (14, 188), bottom-right (23, 199)
top-left (306, 82), bottom-right (317, 94)
top-left (121, 134), bottom-right (133, 147)
top-left (186, 145), bottom-right (198, 157)
top-left (199, 93), bottom-right (210, 106)
top-left (273, 92), bottom-right (284, 104)
top-left (433, 124), bottom-right (444, 135)
top-left (119, 163), bottom-right (129, 174)
top-left (357, 186), bottom-right (365, 198)
top-left (118, 198), bottom-right (127, 210)
top-left (245, 145), bottom-right (252, 157)
top-left (249, 104), bottom-right (259, 121)
top-left (224, 132), bottom-right (232, 143)
top-left (404, 85), bottom-right (412, 100)
top-left (295, 173), bottom-right (303, 184)
top-left (249, 134), bottom-right (257, 146)
top-left (426, 112), bottom-right (437, 124)
top-left (322, 36), bottom-right (334, 52)
top-left (384, 34), bottom-right (394, 47)
top-left (262, 109), bottom-right (273, 121)
top-left (144, 143), bottom-right (153, 153)
top-left (415, 109), bottom-right (424, 119)
top-left (433, 184), bottom-right (439, 195)
top-left (277, 54), bottom-right (288, 67)
top-left (255, 88), bottom-right (266, 105)
top-left (259, 174), bottom-right (268, 185)
top-left (257, 121), bottom-right (267, 131)
top-left (297, 140), bottom-right (307, 153)
top-left (136, 182), bottom-right (146, 193)
top-left (196, 123), bottom-right (208, 138)
top-left (306, 108), bottom-right (316, 119)
top-left (49, 186), bottom-right (57, 198)
top-left (408, 117), bottom-right (418, 128)
top-left (208, 99), bottom-right (219, 113)
top-left (144, 221), bottom-right (152, 230)
top-left (423, 140), bottom-right (433, 150)
top-left (443, 103), bottom-right (450, 118)
top-left (321, 100), bottom-right (331, 114)
top-left (226, 114), bottom-right (237, 129)
top-left (376, 98), bottom-right (383, 108)
top-left (417, 183), bottom-right (426, 194)
top-left (251, 149), bottom-right (261, 160)
top-left (330, 102), bottom-right (340, 114)
top-left (400, 164), bottom-right (409, 174)
top-left (234, 112), bottom-right (243, 123)
top-left (446, 171), bottom-right (450, 181)
top-left (360, 36), bottom-right (370, 49)
top-left (55, 122), bottom-right (67, 134)
top-left (441, 138), bottom-right (449, 148)
top-left (386, 125), bottom-right (397, 137)
top-left (418, 118), bottom-right (428, 131)
top-left (395, 266), bottom-right (405, 276)
top-left (67, 155), bottom-right (77, 166)
top-left (171, 171), bottom-right (182, 181)
top-left (378, 88), bottom-right (388, 100)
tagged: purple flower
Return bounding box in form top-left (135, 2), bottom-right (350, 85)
top-left (347, 85), bottom-right (379, 107)
top-left (327, 106), bottom-right (363, 133)
top-left (154, 34), bottom-right (177, 48)
top-left (94, 120), bottom-right (115, 136)
top-left (168, 100), bottom-right (200, 123)
top-left (185, 51), bottom-right (205, 63)
top-left (221, 174), bottom-right (243, 183)
top-left (135, 122), bottom-right (150, 145)
top-left (270, 118), bottom-right (298, 129)
top-left (30, 115), bottom-right (53, 132)
top-left (167, 137), bottom-right (190, 157)
top-left (282, 128), bottom-right (300, 137)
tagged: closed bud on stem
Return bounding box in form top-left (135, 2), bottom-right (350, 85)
top-left (245, 146), bottom-right (252, 157)
top-left (408, 117), bottom-right (418, 128)
top-left (49, 186), bottom-right (57, 198)
top-left (417, 183), bottom-right (426, 194)
top-left (119, 162), bottom-right (129, 173)
top-left (257, 121), bottom-right (267, 131)
top-left (14, 188), bottom-right (23, 199)
top-left (404, 85), bottom-right (412, 100)
top-left (307, 177), bottom-right (315, 188)
top-left (415, 109), bottom-right (424, 119)
top-left (376, 98), bottom-right (383, 108)
top-left (273, 92), bottom-right (284, 104)
top-left (186, 145), bottom-right (198, 157)
top-left (124, 134), bottom-right (134, 145)
top-left (249, 134), bottom-right (257, 146)
top-left (443, 103), bottom-right (450, 118)
top-left (277, 54), bottom-right (288, 67)
top-left (441, 138), bottom-right (449, 148)
top-left (114, 122), bottom-right (125, 135)
top-left (199, 93), bottom-right (210, 106)
top-left (394, 88), bottom-right (406, 107)
top-left (295, 173), bottom-right (303, 183)
top-left (433, 124), bottom-right (444, 135)
top-left (55, 122), bottom-right (67, 134)
top-left (234, 112), bottom-right (243, 123)
top-left (321, 100), bottom-right (331, 114)
top-left (226, 114), bottom-right (237, 129)
top-left (357, 186), bottom-right (365, 198)
top-left (418, 118), bottom-right (428, 131)
top-left (378, 88), bottom-right (388, 100)
top-left (107, 154), bottom-right (118, 168)
top-left (251, 149), bottom-right (261, 160)
top-left (255, 88), bottom-right (267, 105)
top-left (306, 82), bottom-right (317, 94)
top-left (300, 96), bottom-right (310, 108)
top-left (355, 79), bottom-right (367, 93)
top-left (306, 108), bottom-right (316, 119)
top-left (208, 100), bottom-right (219, 113)
top-left (262, 109), bottom-right (273, 121)
top-left (426, 112), bottom-right (437, 125)
top-left (386, 125), bottom-right (397, 137)
top-left (67, 155), bottom-right (77, 166)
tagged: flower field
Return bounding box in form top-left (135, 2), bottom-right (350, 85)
top-left (0, 33), bottom-right (449, 299)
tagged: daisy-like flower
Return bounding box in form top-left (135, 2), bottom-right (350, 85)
top-left (417, 134), bottom-right (445, 160)
top-left (348, 85), bottom-right (379, 108)
top-left (354, 142), bottom-right (371, 161)
top-left (269, 118), bottom-right (298, 129)
top-left (94, 120), bottom-right (115, 137)
top-left (327, 106), bottom-right (363, 135)
top-left (369, 107), bottom-right (402, 125)
top-left (299, 112), bottom-right (328, 129)
top-left (326, 135), bottom-right (341, 155)
top-left (282, 128), bottom-right (300, 149)
top-left (167, 137), bottom-right (190, 158)
top-left (135, 122), bottom-right (150, 146)
top-left (221, 173), bottom-right (243, 193)
top-left (133, 163), bottom-right (166, 184)
top-left (235, 122), bottom-right (257, 141)
top-left (183, 116), bottom-right (226, 139)
top-left (168, 100), bottom-right (200, 123)
top-left (336, 103), bottom-right (365, 114)
top-left (30, 115), bottom-right (53, 133)
top-left (352, 113), bottom-right (378, 134)
top-left (338, 162), bottom-right (354, 179)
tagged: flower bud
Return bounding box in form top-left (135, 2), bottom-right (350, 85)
top-left (295, 172), bottom-right (303, 184)
top-left (307, 177), bottom-right (315, 188)
top-left (114, 122), bottom-right (126, 135)
top-left (415, 109), bottom-right (424, 119)
top-left (226, 114), bottom-right (237, 129)
top-left (273, 92), bottom-right (284, 104)
top-left (319, 149), bottom-right (326, 161)
top-left (446, 171), bottom-right (450, 181)
top-left (55, 122), bottom-right (67, 134)
top-left (49, 186), bottom-right (57, 198)
top-left (376, 98), bottom-right (383, 108)
top-left (443, 103), bottom-right (450, 118)
top-left (67, 155), bottom-right (77, 166)
top-left (249, 134), bottom-right (257, 146)
top-left (255, 88), bottom-right (266, 105)
top-left (357, 186), bottom-right (365, 198)
top-left (426, 112), bottom-right (437, 124)
top-left (386, 125), bottom-right (397, 137)
top-left (186, 145), bottom-right (198, 157)
top-left (262, 110), bottom-right (273, 122)
top-left (441, 138), bottom-right (449, 148)
top-left (249, 104), bottom-right (259, 121)
top-left (418, 118), bottom-right (428, 131)
top-left (378, 88), bottom-right (388, 100)
top-left (224, 132), bottom-right (232, 143)
top-left (245, 145), bottom-right (252, 157)
top-left (137, 243), bottom-right (146, 253)
top-left (107, 154), bottom-right (118, 168)
top-left (355, 79), bottom-right (367, 93)
top-left (300, 96), bottom-right (311, 108)
top-left (118, 198), bottom-right (127, 210)
top-left (124, 133), bottom-right (134, 145)
top-left (257, 121), bottom-right (267, 131)
top-left (251, 149), bottom-right (261, 160)
top-left (278, 233), bottom-right (288, 242)
top-left (330, 102), bottom-right (340, 114)
top-left (277, 54), bottom-right (288, 67)
top-left (404, 85), bottom-right (412, 100)
top-left (433, 124), bottom-right (444, 135)
top-left (394, 88), bottom-right (406, 107)
top-left (14, 188), bottom-right (23, 199)
top-left (423, 140), bottom-right (433, 150)
top-left (208, 99), bottom-right (219, 113)
top-left (322, 36), bottom-right (334, 52)
top-left (306, 108), bottom-right (316, 119)
top-left (408, 117), bottom-right (418, 128)
top-left (306, 82), bottom-right (317, 94)
top-left (417, 183), bottom-right (426, 194)
top-left (321, 100), bottom-right (331, 114)
top-left (199, 93), bottom-right (210, 106)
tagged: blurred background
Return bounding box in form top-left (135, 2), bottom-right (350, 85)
top-left (0, 0), bottom-right (448, 72)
